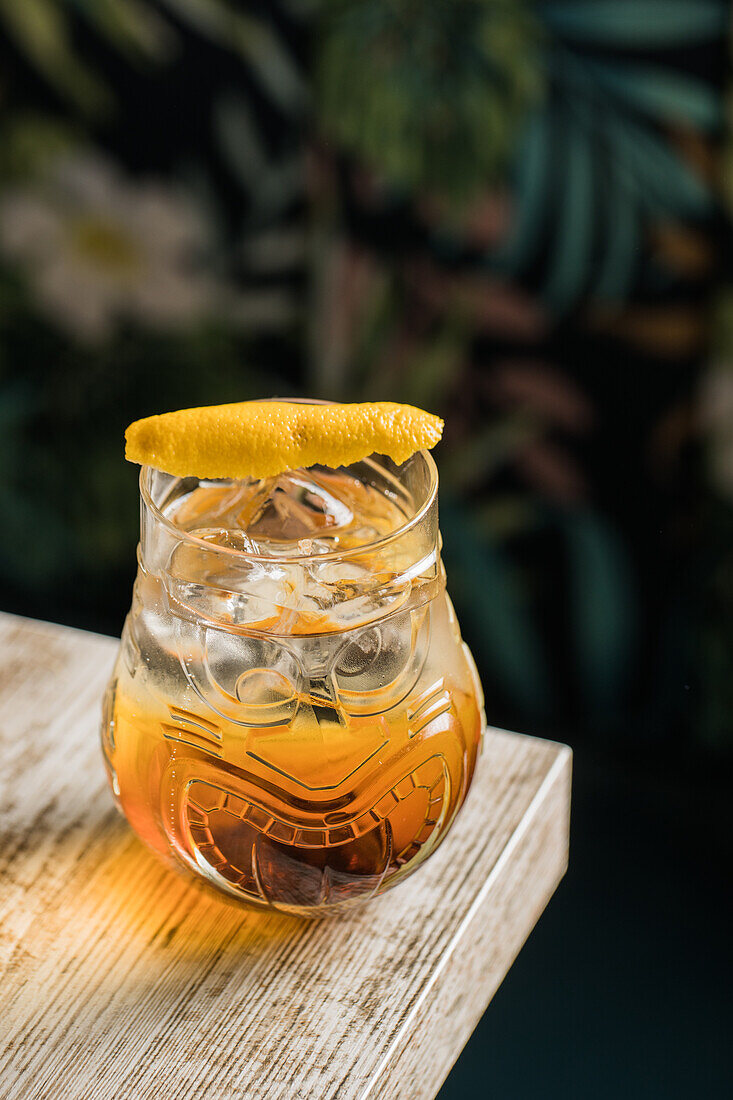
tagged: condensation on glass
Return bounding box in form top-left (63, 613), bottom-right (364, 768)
top-left (102, 450), bottom-right (485, 916)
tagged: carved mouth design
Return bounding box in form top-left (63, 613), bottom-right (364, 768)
top-left (183, 753), bottom-right (449, 905)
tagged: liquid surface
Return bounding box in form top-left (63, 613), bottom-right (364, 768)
top-left (103, 470), bottom-right (484, 914)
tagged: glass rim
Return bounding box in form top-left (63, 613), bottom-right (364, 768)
top-left (139, 449), bottom-right (439, 567)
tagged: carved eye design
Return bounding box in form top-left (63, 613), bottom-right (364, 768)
top-left (333, 606), bottom-right (430, 716)
top-left (176, 620), bottom-right (301, 727)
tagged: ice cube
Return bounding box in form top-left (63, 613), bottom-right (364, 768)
top-left (187, 526), bottom-right (260, 554)
top-left (167, 481), bottom-right (256, 532)
top-left (236, 470), bottom-right (354, 545)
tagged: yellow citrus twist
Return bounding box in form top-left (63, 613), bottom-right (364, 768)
top-left (125, 400), bottom-right (443, 479)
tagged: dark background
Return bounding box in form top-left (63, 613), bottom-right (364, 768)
top-left (0, 3), bottom-right (731, 1095)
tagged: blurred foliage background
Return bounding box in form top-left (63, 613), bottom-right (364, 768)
top-left (0, 3), bottom-right (732, 1092)
top-left (1, 0), bottom-right (731, 755)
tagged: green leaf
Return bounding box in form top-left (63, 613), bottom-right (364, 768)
top-left (161, 0), bottom-right (305, 110)
top-left (593, 163), bottom-right (638, 301)
top-left (541, 0), bottom-right (728, 45)
top-left (440, 499), bottom-right (552, 719)
top-left (586, 62), bottom-right (722, 130)
top-left (0, 0), bottom-right (110, 113)
top-left (560, 511), bottom-right (636, 715)
top-left (215, 95), bottom-right (267, 182)
top-left (608, 112), bottom-right (712, 215)
top-left (214, 96), bottom-right (302, 217)
top-left (492, 109), bottom-right (551, 273)
top-left (230, 14), bottom-right (306, 113)
top-left (316, 0), bottom-right (543, 203)
top-left (544, 119), bottom-right (595, 311)
top-left (68, 0), bottom-right (173, 59)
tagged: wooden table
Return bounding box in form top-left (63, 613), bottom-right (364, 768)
top-left (0, 612), bottom-right (571, 1100)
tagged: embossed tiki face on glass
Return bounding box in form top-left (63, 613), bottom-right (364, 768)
top-left (102, 448), bottom-right (485, 915)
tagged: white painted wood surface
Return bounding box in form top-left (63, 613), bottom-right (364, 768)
top-left (0, 612), bottom-right (571, 1099)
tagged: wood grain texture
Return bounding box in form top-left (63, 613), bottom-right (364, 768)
top-left (0, 611), bottom-right (571, 1100)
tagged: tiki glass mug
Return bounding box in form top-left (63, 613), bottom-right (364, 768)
top-left (102, 446), bottom-right (485, 916)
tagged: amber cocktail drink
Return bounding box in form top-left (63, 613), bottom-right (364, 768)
top-left (102, 447), bottom-right (484, 915)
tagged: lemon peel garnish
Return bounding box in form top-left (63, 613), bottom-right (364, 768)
top-left (125, 400), bottom-right (443, 479)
